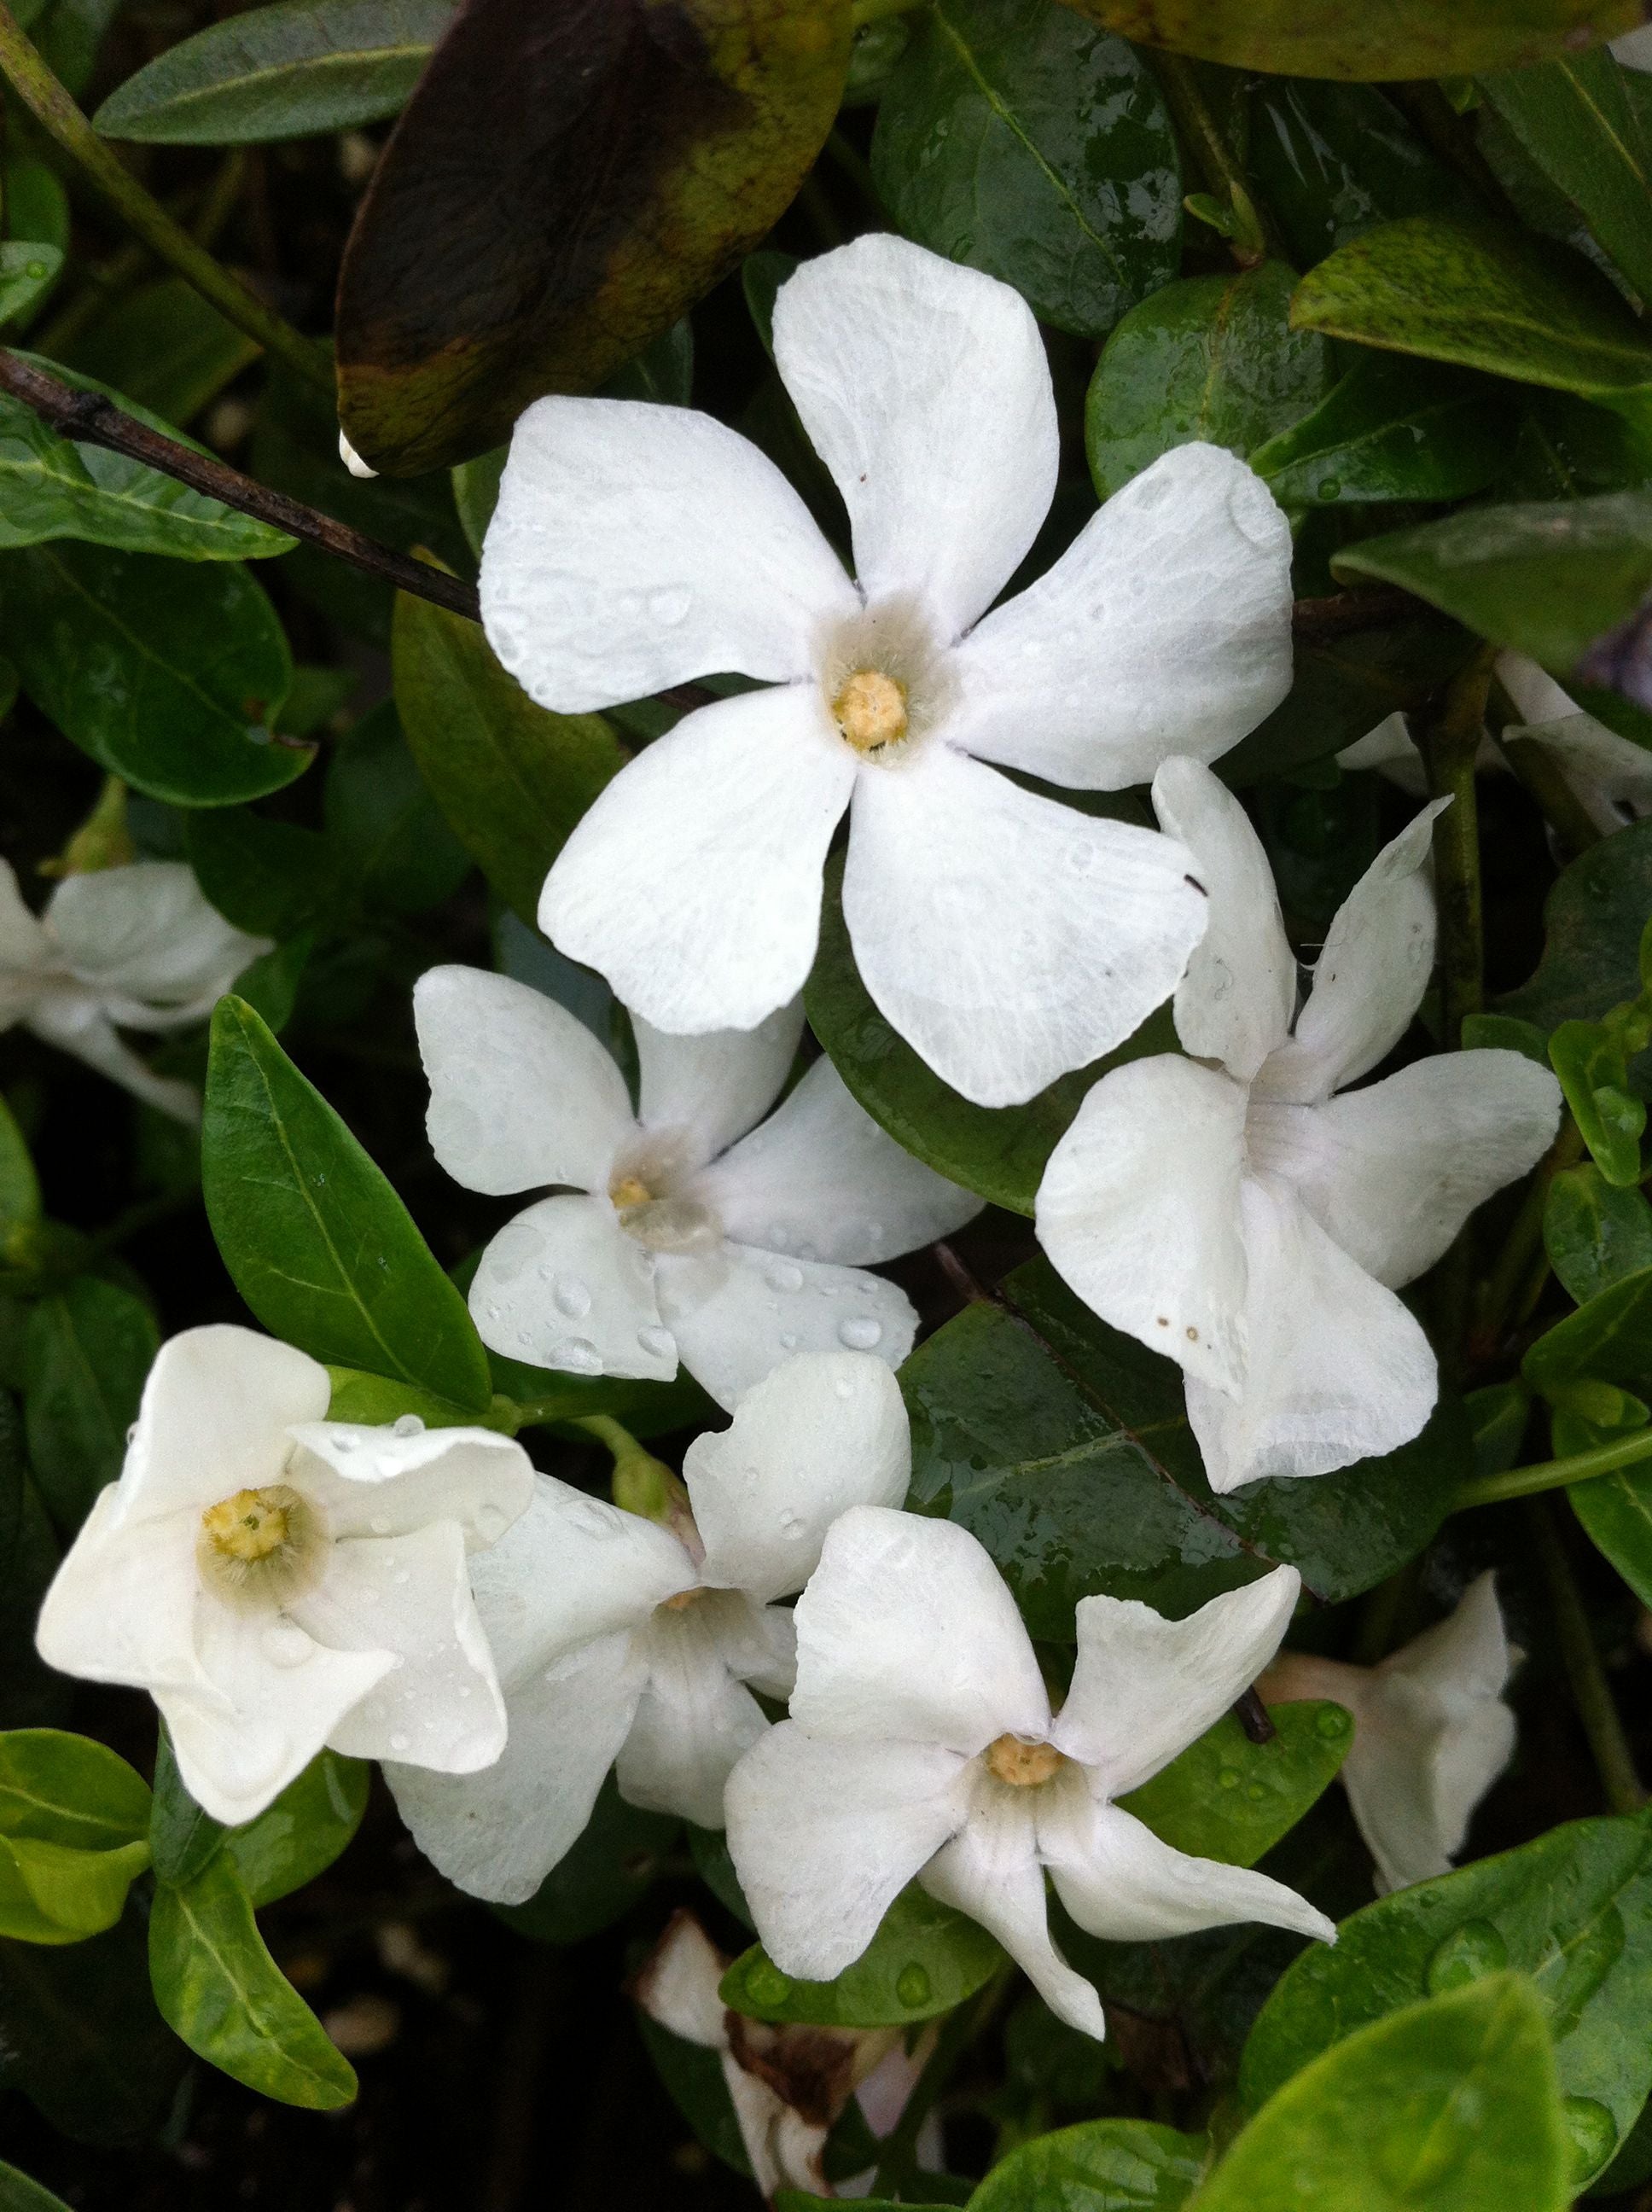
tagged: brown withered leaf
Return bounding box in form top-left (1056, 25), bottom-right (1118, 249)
top-left (335, 0), bottom-right (851, 474)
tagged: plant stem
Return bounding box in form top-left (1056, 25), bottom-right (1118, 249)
top-left (1525, 1498), bottom-right (1645, 1815)
top-left (1147, 50), bottom-right (1278, 265)
top-left (0, 1), bottom-right (331, 393)
top-left (567, 1413), bottom-right (646, 1461)
top-left (1291, 586), bottom-right (1421, 638)
top-left (1422, 643), bottom-right (1496, 1049)
top-left (0, 349), bottom-right (480, 621)
top-left (1454, 1424), bottom-right (1652, 1511)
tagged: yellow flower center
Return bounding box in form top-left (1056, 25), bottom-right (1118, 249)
top-left (197, 1483), bottom-right (322, 1607)
top-left (609, 1173), bottom-right (653, 1210)
top-left (659, 1583), bottom-right (709, 1613)
top-left (201, 1486), bottom-right (295, 1563)
top-left (983, 1733), bottom-right (1065, 1789)
top-left (833, 668), bottom-right (909, 755)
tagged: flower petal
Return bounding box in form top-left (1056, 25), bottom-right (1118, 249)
top-left (634, 1909), bottom-right (731, 2048)
top-left (288, 1421), bottom-right (533, 1546)
top-left (1249, 1051), bottom-right (1562, 1291)
top-left (635, 999), bottom-right (805, 1167)
top-left (1184, 1179), bottom-right (1438, 1492)
top-left (35, 1486), bottom-right (209, 1695)
top-left (1337, 711), bottom-right (1428, 795)
top-left (944, 445), bottom-right (1293, 787)
top-left (468, 1193), bottom-right (672, 1382)
top-left (724, 1720), bottom-right (969, 1981)
top-left (1035, 1055), bottom-right (1250, 1398)
top-left (1151, 757), bottom-right (1295, 1080)
top-left (843, 742), bottom-right (1208, 1107)
top-left (24, 996), bottom-right (203, 1124)
top-left (0, 859), bottom-right (52, 1017)
top-left (617, 1592), bottom-right (773, 1829)
top-left (116, 1324), bottom-right (329, 1525)
top-left (541, 686), bottom-right (857, 1035)
top-left (789, 1506), bottom-right (1048, 1754)
top-left (772, 233), bottom-right (1057, 643)
top-left (654, 1242), bottom-right (917, 1412)
top-left (1044, 1795), bottom-right (1335, 1947)
top-left (697, 1055), bottom-right (982, 1266)
top-left (683, 1352), bottom-right (911, 1604)
top-left (480, 397), bottom-right (858, 712)
top-left (414, 964), bottom-right (633, 1196)
top-left (1517, 712), bottom-right (1652, 836)
top-left (1254, 801), bottom-right (1446, 1105)
top-left (1052, 1567), bottom-right (1301, 1794)
top-left (45, 862), bottom-right (265, 1021)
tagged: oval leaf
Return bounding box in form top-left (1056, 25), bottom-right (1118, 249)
top-left (974, 2121), bottom-right (1207, 2212)
top-left (719, 1883), bottom-right (1003, 2028)
top-left (226, 1751), bottom-right (369, 1909)
top-left (1480, 52), bottom-right (1652, 311)
top-left (1120, 1703), bottom-right (1352, 1870)
top-left (1251, 353), bottom-right (1513, 508)
top-left (22, 1278), bottom-right (158, 1536)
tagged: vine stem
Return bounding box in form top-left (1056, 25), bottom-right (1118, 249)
top-left (0, 0), bottom-right (332, 393)
top-left (1454, 1423), bottom-right (1652, 1511)
top-left (1145, 50), bottom-right (1279, 266)
top-left (1525, 1499), bottom-right (1645, 1816)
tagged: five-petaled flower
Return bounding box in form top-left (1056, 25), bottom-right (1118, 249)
top-left (724, 1509), bottom-right (1334, 2041)
top-left (0, 859), bottom-right (268, 1124)
top-left (416, 966), bottom-right (979, 1409)
top-left (1036, 759), bottom-right (1562, 1491)
top-left (479, 232), bottom-right (1294, 1108)
top-left (36, 1325), bottom-right (534, 1824)
top-left (387, 1353), bottom-right (910, 1902)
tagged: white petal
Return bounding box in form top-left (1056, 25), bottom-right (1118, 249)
top-left (292, 1521), bottom-right (506, 1773)
top-left (1044, 1794), bottom-right (1335, 1947)
top-left (480, 396), bottom-right (858, 712)
top-left (618, 1592), bottom-right (773, 1828)
top-left (540, 686), bottom-right (857, 1035)
top-left (843, 742), bottom-right (1208, 1107)
top-left (468, 1193), bottom-right (673, 1382)
top-left (920, 1778), bottom-right (1105, 2039)
top-left (1518, 712), bottom-right (1652, 836)
top-left (1185, 1179), bottom-right (1438, 1492)
top-left (1496, 650), bottom-right (1575, 725)
top-left (24, 996), bottom-right (203, 1124)
top-left (287, 1421), bottom-right (533, 1546)
top-left (683, 1352), bottom-right (911, 1604)
top-left (0, 859), bottom-right (52, 1019)
top-left (1254, 801), bottom-right (1446, 1105)
top-left (414, 964), bottom-right (633, 1196)
top-left (634, 1910), bottom-right (731, 2049)
top-left (46, 862), bottom-right (265, 1020)
top-left (387, 1631), bottom-right (646, 1903)
top-left (635, 999), bottom-right (805, 1167)
top-left (788, 1507), bottom-right (1048, 1755)
top-left (1249, 1051), bottom-right (1562, 1291)
top-left (697, 1055), bottom-right (982, 1266)
top-left (944, 445), bottom-right (1293, 787)
top-left (35, 1487), bottom-right (209, 1695)
top-left (654, 1242), bottom-right (917, 1412)
top-left (724, 1721), bottom-right (969, 1981)
top-left (1337, 712), bottom-right (1428, 795)
top-left (1035, 1055), bottom-right (1250, 1397)
top-left (1613, 25), bottom-right (1652, 67)
top-left (773, 234), bottom-right (1057, 643)
top-left (113, 1325), bottom-right (328, 1526)
top-left (1053, 1567), bottom-right (1301, 1796)
top-left (1151, 757), bottom-right (1295, 1080)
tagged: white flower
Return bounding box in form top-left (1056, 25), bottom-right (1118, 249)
top-left (1612, 26), bottom-right (1652, 68)
top-left (416, 966), bottom-right (980, 1410)
top-left (1261, 1573), bottom-right (1516, 1895)
top-left (35, 1325), bottom-right (533, 1825)
top-left (1035, 760), bottom-right (1562, 1492)
top-left (725, 1511), bottom-right (1333, 2042)
top-left (387, 1353), bottom-right (911, 1903)
top-left (479, 233), bottom-right (1294, 1108)
top-left (338, 428), bottom-right (378, 479)
top-left (0, 859), bottom-right (269, 1124)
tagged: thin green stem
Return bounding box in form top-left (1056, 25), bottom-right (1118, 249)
top-left (1454, 1423), bottom-right (1652, 1511)
top-left (1525, 1499), bottom-right (1645, 1815)
top-left (1422, 644), bottom-right (1496, 1050)
top-left (1146, 50), bottom-right (1277, 265)
top-left (567, 1413), bottom-right (645, 1461)
top-left (0, 1), bottom-right (330, 393)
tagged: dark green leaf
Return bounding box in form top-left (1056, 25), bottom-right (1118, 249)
top-left (0, 1910), bottom-right (185, 2144)
top-left (203, 997), bottom-right (492, 1407)
top-left (637, 2012), bottom-right (752, 2179)
top-left (1526, 1263), bottom-right (1652, 1396)
top-left (1219, 616), bottom-right (1470, 785)
top-left (1120, 1704), bottom-right (1352, 1870)
top-left (1550, 1018), bottom-right (1645, 1185)
top-left (0, 1399), bottom-right (67, 1733)
top-left (95, 0), bottom-right (457, 144)
top-left (0, 2158), bottom-right (74, 2212)
top-left (872, 0), bottom-right (1180, 338)
top-left (973, 2121), bottom-right (1207, 2212)
top-left (0, 1732), bottom-right (150, 1853)
top-left (226, 1751), bottom-right (368, 1908)
top-left (1546, 1163), bottom-right (1652, 1303)
top-left (322, 700), bottom-right (471, 914)
top-left (183, 808), bottom-right (344, 938)
top-left (451, 445), bottom-right (504, 561)
top-left (1249, 81), bottom-right (1470, 268)
top-left (325, 1366), bottom-right (489, 1428)
top-left (1571, 1456), bottom-right (1652, 1610)
top-left (1480, 52), bottom-right (1652, 309)
top-left (1500, 817), bottom-right (1652, 1052)
top-left (742, 247), bottom-right (796, 358)
top-left (1252, 353), bottom-right (1513, 507)
top-left (720, 1882), bottom-right (1002, 2028)
top-left (23, 1278), bottom-right (157, 1535)
top-left (602, 317), bottom-right (695, 406)
top-left (59, 278), bottom-right (259, 427)
top-left (0, 1097), bottom-right (39, 1235)
top-left (492, 1775), bottom-right (678, 1944)
top-left (148, 1726), bottom-right (225, 1889)
top-left (0, 245), bottom-right (62, 330)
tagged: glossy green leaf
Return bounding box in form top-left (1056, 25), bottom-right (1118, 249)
top-left (148, 1851), bottom-right (357, 2108)
top-left (493, 1775), bottom-right (678, 1945)
top-left (0, 541), bottom-right (303, 806)
top-left (974, 2121), bottom-right (1207, 2212)
top-left (1480, 52), bottom-right (1652, 310)
top-left (872, 0), bottom-right (1180, 338)
top-left (95, 0), bottom-right (457, 144)
top-left (226, 1751), bottom-right (368, 1908)
top-left (391, 589), bottom-right (625, 927)
top-left (0, 245), bottom-right (61, 329)
top-left (1240, 1810), bottom-right (1652, 2188)
top-left (602, 317), bottom-right (695, 407)
top-left (1526, 1263), bottom-right (1652, 1395)
top-left (183, 808), bottom-right (344, 938)
top-left (0, 1731), bottom-right (150, 1854)
top-left (0, 1833), bottom-right (152, 1943)
top-left (1546, 1163), bottom-right (1652, 1304)
top-left (335, 0), bottom-right (852, 474)
top-left (60, 278), bottom-right (259, 427)
top-left (1207, 1976), bottom-right (1566, 2210)
top-left (148, 1726), bottom-right (225, 1889)
top-left (1120, 1704), bottom-right (1352, 1870)
top-left (322, 700), bottom-right (470, 914)
top-left (1551, 1018), bottom-right (1645, 1183)
top-left (1085, 263), bottom-right (1328, 498)
top-left (1249, 81), bottom-right (1469, 268)
top-left (202, 996), bottom-right (492, 1408)
top-left (1208, 616), bottom-right (1473, 785)
top-left (22, 1278), bottom-right (156, 1536)
top-left (1252, 352), bottom-right (1512, 507)
top-left (451, 445), bottom-right (504, 561)
top-left (1571, 1455), bottom-right (1652, 1609)
top-left (323, 1365), bottom-right (492, 1429)
top-left (722, 1882), bottom-right (1002, 2029)
top-left (901, 1258), bottom-right (1465, 1632)
top-left (0, 1911), bottom-right (184, 2144)
top-left (1500, 817), bottom-right (1652, 1054)
top-left (0, 2158), bottom-right (74, 2212)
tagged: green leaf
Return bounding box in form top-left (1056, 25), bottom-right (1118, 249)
top-left (22, 1278), bottom-right (158, 1534)
top-left (1480, 53), bottom-right (1652, 311)
top-left (148, 1726), bottom-right (225, 1889)
top-left (335, 0), bottom-right (852, 474)
top-left (1218, 616), bottom-right (1470, 785)
top-left (871, 0), bottom-right (1180, 339)
top-left (1205, 1976), bottom-right (1566, 2210)
top-left (492, 1774), bottom-right (678, 1944)
top-left (59, 278), bottom-right (259, 427)
top-left (1252, 352), bottom-right (1513, 508)
top-left (1527, 1264), bottom-right (1652, 1396)
top-left (0, 1097), bottom-right (39, 1237)
top-left (148, 1851), bottom-right (357, 2108)
top-left (95, 0), bottom-right (457, 143)
top-left (391, 590), bottom-right (625, 927)
top-left (0, 541), bottom-right (304, 807)
top-left (1291, 215), bottom-right (1652, 407)
top-left (451, 445), bottom-right (504, 561)
top-left (0, 1912), bottom-right (184, 2144)
top-left (203, 996), bottom-right (492, 1408)
top-left (637, 2013), bottom-right (752, 2180)
top-left (183, 808), bottom-right (344, 938)
top-left (1086, 263), bottom-right (1328, 499)
top-left (0, 2158), bottom-right (74, 2212)
top-left (1550, 1018), bottom-right (1646, 1184)
top-left (1571, 1456), bottom-right (1652, 1609)
top-left (0, 244), bottom-right (61, 330)
top-left (1500, 817), bottom-right (1652, 1053)
top-left (901, 1258), bottom-right (1464, 1631)
top-left (226, 1751), bottom-right (368, 1908)
top-left (1239, 1810), bottom-right (1652, 2188)
top-left (0, 1731), bottom-right (150, 1852)
top-left (1249, 81), bottom-right (1470, 268)
top-left (322, 700), bottom-right (471, 914)
top-left (324, 1366), bottom-right (489, 1429)
top-left (0, 1834), bottom-right (152, 1943)
top-left (602, 317), bottom-right (695, 406)
top-left (0, 1400), bottom-right (67, 1733)
top-left (1120, 1704), bottom-right (1352, 1870)
top-left (973, 2121), bottom-right (1207, 2212)
top-left (1546, 1163), bottom-right (1652, 1304)
top-left (721, 1883), bottom-right (1003, 2029)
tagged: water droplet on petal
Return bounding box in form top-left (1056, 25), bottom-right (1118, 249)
top-left (331, 1432), bottom-right (358, 1452)
top-left (648, 586), bottom-right (692, 626)
top-left (765, 1260), bottom-right (805, 1294)
top-left (369, 1515), bottom-right (392, 1536)
top-left (777, 1509), bottom-right (804, 1539)
top-left (393, 1414), bottom-right (425, 1438)
top-left (554, 1276), bottom-right (592, 1318)
top-left (838, 1316), bottom-right (883, 1351)
top-left (779, 1330), bottom-right (800, 1350)
top-left (559, 1337), bottom-right (602, 1376)
top-left (260, 1620), bottom-right (311, 1668)
top-left (637, 1323), bottom-right (676, 1360)
top-left (832, 1375), bottom-right (855, 1400)
top-left (389, 1732), bottom-right (411, 1754)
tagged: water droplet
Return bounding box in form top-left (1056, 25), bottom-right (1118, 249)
top-left (647, 585), bottom-right (692, 626)
top-left (25, 261), bottom-right (45, 280)
top-left (476, 1505), bottom-right (509, 1542)
top-left (369, 1515), bottom-right (392, 1536)
top-left (331, 1432), bottom-right (358, 1452)
top-left (832, 1374), bottom-right (855, 1400)
top-left (393, 1413), bottom-right (425, 1438)
top-left (558, 1338), bottom-right (602, 1376)
top-left (1217, 1767), bottom-right (1242, 1790)
top-left (895, 1963), bottom-right (932, 2008)
top-left (743, 1959), bottom-right (792, 2009)
top-left (260, 1620), bottom-right (311, 1668)
top-left (1245, 1781), bottom-right (1266, 1802)
top-left (779, 1330), bottom-right (800, 1350)
top-left (838, 1316), bottom-right (883, 1351)
top-left (777, 1509), bottom-right (804, 1539)
top-left (554, 1276), bottom-right (592, 1318)
top-left (125, 1423), bottom-right (138, 1445)
top-left (1425, 1918), bottom-right (1509, 1994)
top-left (637, 1323), bottom-right (676, 1359)
top-left (765, 1260), bottom-right (805, 1294)
top-left (389, 1732), bottom-right (411, 1753)
top-left (864, 1220), bottom-right (883, 1243)
top-left (1317, 475), bottom-right (1341, 501)
top-left (247, 723), bottom-right (273, 746)
top-left (393, 1569), bottom-right (410, 1586)
top-left (1562, 2097), bottom-right (1617, 2179)
top-left (1315, 1704), bottom-right (1351, 1740)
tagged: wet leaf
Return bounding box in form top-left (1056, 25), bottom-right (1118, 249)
top-left (1120, 1704), bottom-right (1352, 1871)
top-left (1546, 1163), bottom-right (1652, 1304)
top-left (1249, 80), bottom-right (1470, 268)
top-left (1252, 353), bottom-right (1514, 507)
top-left (973, 2120), bottom-right (1207, 2211)
top-left (1479, 51), bottom-right (1652, 310)
top-left (22, 1278), bottom-right (157, 1536)
top-left (720, 1882), bottom-right (1003, 2028)
top-left (226, 1752), bottom-right (368, 1908)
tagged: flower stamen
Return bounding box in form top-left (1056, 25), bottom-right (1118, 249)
top-left (197, 1483), bottom-right (322, 1608)
top-left (833, 668), bottom-right (909, 755)
top-left (983, 1733), bottom-right (1065, 1788)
